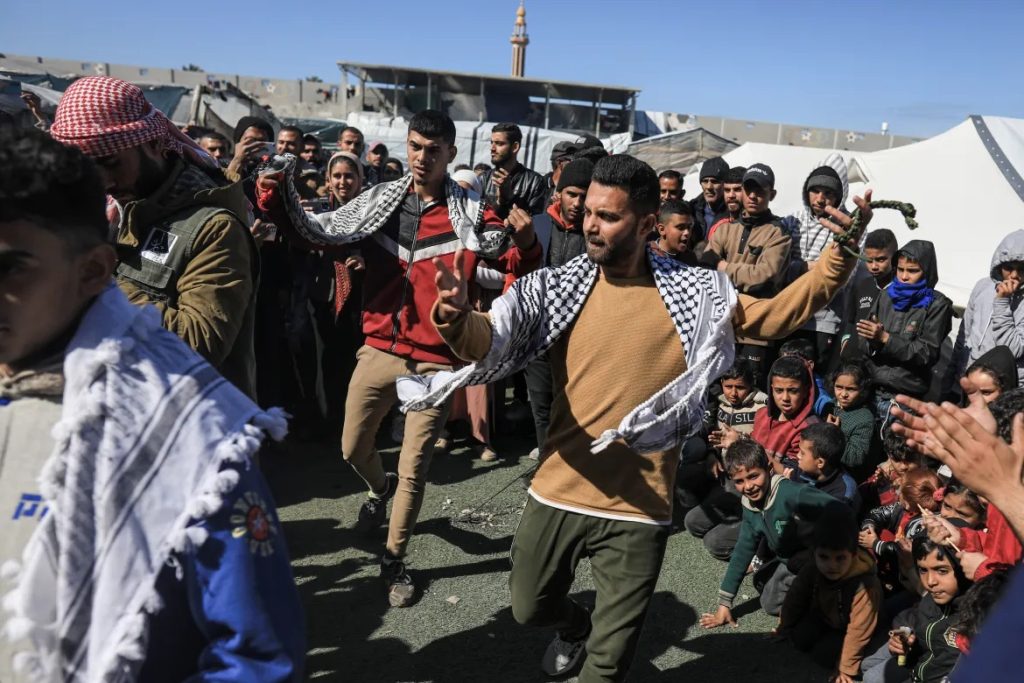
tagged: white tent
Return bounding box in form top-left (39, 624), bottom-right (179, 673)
top-left (683, 116), bottom-right (1024, 308)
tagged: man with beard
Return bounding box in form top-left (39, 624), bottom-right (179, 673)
top-left (525, 158), bottom-right (593, 458)
top-left (658, 170), bottom-right (684, 203)
top-left (480, 122), bottom-right (548, 218)
top-left (413, 154), bottom-right (874, 681)
top-left (690, 157), bottom-right (729, 242)
top-left (49, 76), bottom-right (259, 398)
top-left (256, 110), bottom-right (542, 608)
top-left (702, 163), bottom-right (794, 387)
top-left (706, 166), bottom-right (746, 243)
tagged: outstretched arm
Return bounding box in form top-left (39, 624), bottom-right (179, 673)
top-left (432, 248), bottom-right (494, 362)
top-left (734, 191), bottom-right (872, 340)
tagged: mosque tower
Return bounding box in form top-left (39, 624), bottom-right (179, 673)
top-left (510, 2), bottom-right (528, 78)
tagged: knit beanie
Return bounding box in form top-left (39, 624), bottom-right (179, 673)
top-left (724, 166), bottom-right (747, 184)
top-left (805, 166), bottom-right (843, 198)
top-left (699, 156), bottom-right (729, 181)
top-left (557, 158), bottom-right (595, 192)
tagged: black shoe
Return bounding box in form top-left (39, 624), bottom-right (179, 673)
top-left (355, 472), bottom-right (398, 535)
top-left (381, 553), bottom-right (416, 607)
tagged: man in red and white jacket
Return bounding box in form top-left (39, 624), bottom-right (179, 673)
top-left (259, 110), bottom-right (541, 607)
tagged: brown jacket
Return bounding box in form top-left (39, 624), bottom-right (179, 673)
top-left (780, 548), bottom-right (882, 676)
top-left (114, 160), bottom-right (258, 398)
top-left (703, 214), bottom-right (792, 297)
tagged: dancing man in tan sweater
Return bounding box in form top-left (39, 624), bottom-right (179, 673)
top-left (413, 155), bottom-right (873, 682)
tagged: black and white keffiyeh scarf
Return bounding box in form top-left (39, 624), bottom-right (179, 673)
top-left (266, 154), bottom-right (511, 259)
top-left (397, 248), bottom-right (739, 454)
top-left (1, 284), bottom-right (286, 682)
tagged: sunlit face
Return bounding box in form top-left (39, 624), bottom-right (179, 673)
top-left (940, 491), bottom-right (984, 529)
top-left (966, 368), bottom-right (1001, 404)
top-left (917, 549), bottom-right (960, 605)
top-left (730, 465), bottom-right (770, 504)
top-left (558, 185), bottom-right (587, 228)
top-left (582, 182), bottom-right (653, 268)
top-left (720, 377), bottom-right (752, 407)
top-left (328, 160), bottom-right (361, 204)
top-left (199, 136), bottom-right (228, 160)
top-left (700, 176), bottom-right (723, 203)
top-left (659, 176), bottom-right (682, 202)
top-left (366, 145), bottom-right (387, 168)
top-left (895, 256), bottom-right (925, 285)
top-left (797, 438), bottom-right (823, 478)
top-left (276, 130), bottom-right (302, 156)
top-left (723, 182), bottom-right (743, 214)
top-left (815, 547), bottom-right (854, 582)
top-left (338, 129), bottom-right (364, 157)
top-left (863, 247), bottom-right (894, 279)
top-left (406, 130), bottom-right (456, 187)
top-left (657, 213), bottom-right (694, 254)
top-left (771, 376), bottom-right (807, 418)
top-left (489, 132), bottom-right (517, 165)
top-left (807, 186), bottom-right (839, 218)
top-left (833, 373), bottom-right (864, 410)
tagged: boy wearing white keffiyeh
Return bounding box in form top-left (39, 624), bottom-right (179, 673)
top-left (0, 129), bottom-right (304, 683)
top-left (415, 155), bottom-right (874, 681)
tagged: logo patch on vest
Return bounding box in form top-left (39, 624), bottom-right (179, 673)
top-left (230, 490), bottom-right (278, 556)
top-left (943, 627), bottom-right (960, 648)
top-left (141, 228), bottom-right (179, 265)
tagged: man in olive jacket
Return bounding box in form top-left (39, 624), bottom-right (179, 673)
top-left (50, 76), bottom-right (258, 398)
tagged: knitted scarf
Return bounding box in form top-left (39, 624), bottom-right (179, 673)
top-left (1, 284), bottom-right (286, 682)
top-left (260, 154), bottom-right (511, 259)
top-left (397, 248), bottom-right (738, 454)
top-left (887, 279), bottom-right (935, 311)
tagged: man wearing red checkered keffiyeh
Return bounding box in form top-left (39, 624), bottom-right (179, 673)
top-left (49, 76), bottom-right (260, 398)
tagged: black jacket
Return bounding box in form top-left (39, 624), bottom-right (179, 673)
top-left (850, 241), bottom-right (953, 398)
top-left (841, 271), bottom-right (891, 349)
top-left (689, 194), bottom-right (728, 243)
top-left (893, 594), bottom-right (963, 683)
top-left (480, 162), bottom-right (549, 218)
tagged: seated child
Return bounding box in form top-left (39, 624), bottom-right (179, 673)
top-left (699, 440), bottom-right (846, 626)
top-left (859, 429), bottom-right (924, 510)
top-left (828, 362), bottom-right (878, 481)
top-left (860, 468), bottom-right (942, 595)
top-left (685, 362), bottom-right (771, 560)
top-left (797, 422), bottom-right (862, 511)
top-left (938, 479), bottom-right (986, 531)
top-left (752, 356), bottom-right (822, 478)
top-left (780, 337), bottom-right (835, 418)
top-left (860, 537), bottom-right (969, 683)
top-left (778, 508), bottom-right (883, 683)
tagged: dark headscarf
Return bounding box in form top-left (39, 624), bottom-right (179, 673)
top-left (968, 345), bottom-right (1019, 391)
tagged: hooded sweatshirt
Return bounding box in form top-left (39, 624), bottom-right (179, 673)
top-left (751, 359), bottom-right (821, 472)
top-left (783, 155), bottom-right (855, 336)
top-left (953, 229), bottom-right (1024, 385)
top-left (716, 389), bottom-right (769, 435)
top-left (852, 240), bottom-right (953, 398)
top-left (779, 548), bottom-right (882, 677)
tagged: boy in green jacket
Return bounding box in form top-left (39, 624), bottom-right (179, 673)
top-left (700, 439), bottom-right (846, 627)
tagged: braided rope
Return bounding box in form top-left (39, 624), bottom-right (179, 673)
top-left (835, 200), bottom-right (918, 260)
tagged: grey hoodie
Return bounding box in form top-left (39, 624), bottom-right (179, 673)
top-left (953, 229), bottom-right (1024, 384)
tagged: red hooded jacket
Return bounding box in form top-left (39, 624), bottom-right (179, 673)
top-left (959, 505), bottom-right (1023, 580)
top-left (751, 360), bottom-right (821, 474)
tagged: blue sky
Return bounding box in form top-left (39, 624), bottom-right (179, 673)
top-left (3, 0), bottom-right (1020, 137)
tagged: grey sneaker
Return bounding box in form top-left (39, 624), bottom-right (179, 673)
top-left (541, 632), bottom-right (587, 676)
top-left (355, 472), bottom-right (398, 535)
top-left (381, 554), bottom-right (415, 607)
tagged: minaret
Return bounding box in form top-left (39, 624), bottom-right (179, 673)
top-left (510, 2), bottom-right (528, 78)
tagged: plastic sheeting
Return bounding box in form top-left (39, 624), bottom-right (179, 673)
top-left (627, 128), bottom-right (739, 174)
top-left (682, 116), bottom-right (1024, 308)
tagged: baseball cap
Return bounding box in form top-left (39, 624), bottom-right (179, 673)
top-left (742, 163), bottom-right (775, 190)
top-left (368, 140), bottom-right (387, 153)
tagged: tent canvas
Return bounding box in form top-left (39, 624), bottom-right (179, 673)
top-left (627, 127), bottom-right (739, 174)
top-left (683, 116), bottom-right (1024, 308)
